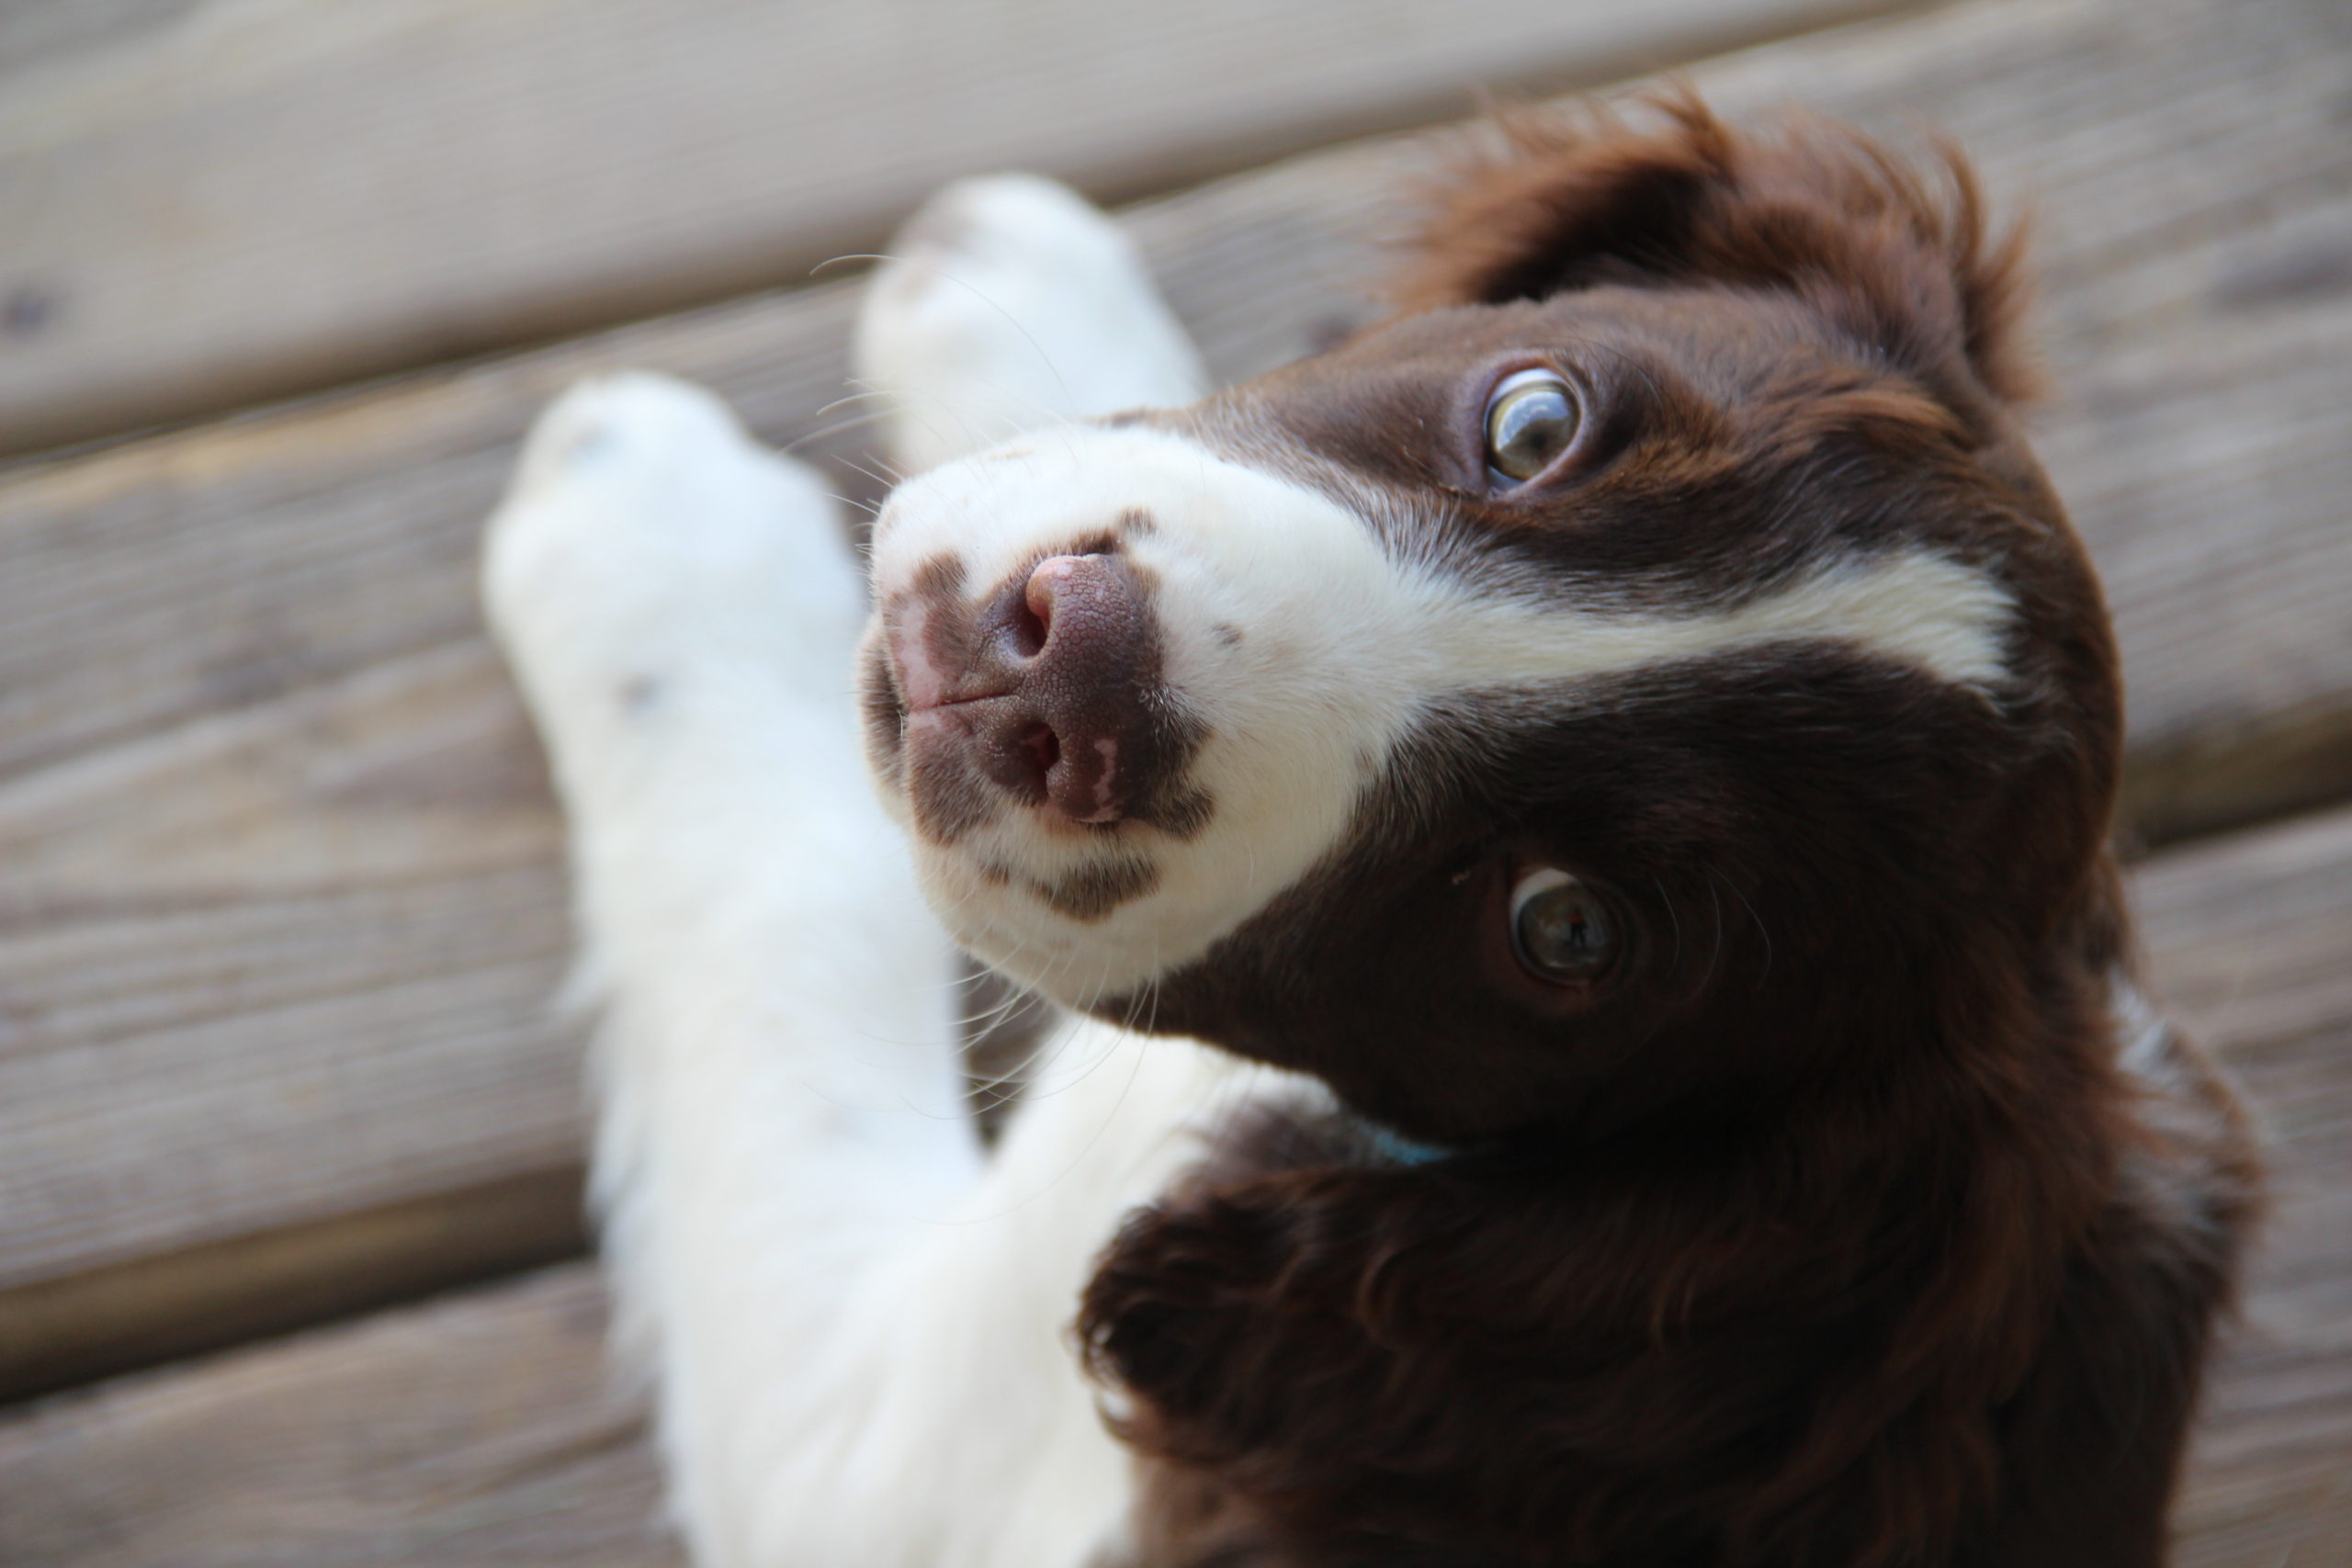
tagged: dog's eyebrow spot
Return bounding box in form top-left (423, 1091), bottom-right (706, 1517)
top-left (1031, 856), bottom-right (1162, 921)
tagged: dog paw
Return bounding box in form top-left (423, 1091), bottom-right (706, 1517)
top-left (854, 175), bottom-right (1209, 474)
top-left (482, 372), bottom-right (863, 757)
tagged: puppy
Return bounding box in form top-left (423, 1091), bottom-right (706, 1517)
top-left (484, 98), bottom-right (2259, 1568)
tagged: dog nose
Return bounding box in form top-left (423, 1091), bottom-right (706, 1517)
top-left (983, 553), bottom-right (1155, 824)
top-left (891, 551), bottom-right (1175, 828)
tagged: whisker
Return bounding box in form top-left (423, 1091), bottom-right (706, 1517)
top-left (777, 408), bottom-right (899, 456)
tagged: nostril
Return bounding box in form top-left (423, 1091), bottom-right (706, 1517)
top-left (1008, 592), bottom-right (1049, 660)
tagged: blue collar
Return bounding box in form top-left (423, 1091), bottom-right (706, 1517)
top-left (1363, 1120), bottom-right (1455, 1168)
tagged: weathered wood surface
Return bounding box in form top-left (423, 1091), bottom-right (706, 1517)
top-left (3, 0), bottom-right (2349, 1397)
top-left (5, 795), bottom-right (2348, 1567)
top-left (0, 1168), bottom-right (586, 1407)
top-left (0, 0), bottom-right (1911, 458)
top-left (2145, 807), bottom-right (2352, 1567)
top-left (0, 1265), bottom-right (681, 1568)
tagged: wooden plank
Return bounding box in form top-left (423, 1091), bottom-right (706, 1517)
top-left (3, 0), bottom-right (2349, 1393)
top-left (0, 1169), bottom-right (586, 1407)
top-left (0, 0), bottom-right (1914, 458)
top-left (0, 644), bottom-right (576, 1282)
top-left (2138, 807), bottom-right (2352, 1567)
top-left (3, 797), bottom-right (2348, 1566)
top-left (0, 1265), bottom-right (682, 1568)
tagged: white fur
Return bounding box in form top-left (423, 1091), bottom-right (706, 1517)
top-left (484, 178), bottom-right (1273, 1568)
top-left (2111, 970), bottom-right (2195, 1098)
top-left (871, 423), bottom-right (2014, 1004)
top-left (854, 174), bottom-right (1209, 475)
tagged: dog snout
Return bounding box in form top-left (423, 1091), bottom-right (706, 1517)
top-left (986, 552), bottom-right (1161, 824)
top-left (894, 551), bottom-right (1175, 829)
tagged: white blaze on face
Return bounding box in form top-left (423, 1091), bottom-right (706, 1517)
top-left (866, 425), bottom-right (2013, 1004)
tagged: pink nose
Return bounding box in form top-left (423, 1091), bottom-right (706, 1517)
top-left (897, 553), bottom-right (1170, 827)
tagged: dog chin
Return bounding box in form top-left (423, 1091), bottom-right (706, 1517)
top-left (913, 848), bottom-right (1159, 1005)
top-left (874, 720), bottom-right (1269, 1010)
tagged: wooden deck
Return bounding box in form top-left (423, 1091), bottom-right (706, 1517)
top-left (2, 0), bottom-right (2347, 1561)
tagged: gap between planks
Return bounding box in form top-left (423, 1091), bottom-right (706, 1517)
top-left (0, 1168), bottom-right (586, 1406)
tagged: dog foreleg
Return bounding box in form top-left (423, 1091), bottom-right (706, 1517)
top-left (855, 174), bottom-right (1209, 473)
top-left (485, 372), bottom-right (1008, 1566)
top-left (481, 176), bottom-right (1224, 1566)
top-left (483, 370), bottom-right (1269, 1568)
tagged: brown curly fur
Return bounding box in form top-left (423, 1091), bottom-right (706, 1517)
top-left (1386, 92), bottom-right (2042, 407)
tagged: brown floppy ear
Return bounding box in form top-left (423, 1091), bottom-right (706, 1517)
top-left (1386, 93), bottom-right (2040, 405)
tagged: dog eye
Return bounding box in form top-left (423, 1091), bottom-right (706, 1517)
top-left (1483, 369), bottom-right (1581, 485)
top-left (1509, 868), bottom-right (1620, 983)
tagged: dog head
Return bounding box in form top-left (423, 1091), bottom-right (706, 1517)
top-left (861, 99), bottom-right (2119, 1143)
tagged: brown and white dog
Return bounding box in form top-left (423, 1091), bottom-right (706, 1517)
top-left (483, 99), bottom-right (2260, 1568)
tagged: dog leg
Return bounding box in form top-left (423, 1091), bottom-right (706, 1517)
top-left (854, 175), bottom-right (1209, 473)
top-left (484, 371), bottom-right (971, 1564)
top-left (484, 372), bottom-right (1258, 1568)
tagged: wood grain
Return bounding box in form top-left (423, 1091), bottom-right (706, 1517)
top-left (3, 796), bottom-right (2347, 1567)
top-left (0, 1266), bottom-right (681, 1568)
top-left (0, 1168), bottom-right (586, 1406)
top-left (2, 0), bottom-right (2348, 1393)
top-left (0, 0), bottom-right (1914, 457)
top-left (2142, 808), bottom-right (2352, 1568)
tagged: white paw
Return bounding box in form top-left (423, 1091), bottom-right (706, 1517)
top-left (853, 175), bottom-right (1209, 475)
top-left (482, 372), bottom-right (864, 761)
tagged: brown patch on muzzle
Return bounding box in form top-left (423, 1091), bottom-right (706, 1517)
top-left (876, 539), bottom-right (1214, 852)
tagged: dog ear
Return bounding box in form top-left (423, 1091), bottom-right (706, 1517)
top-left (1386, 93), bottom-right (2038, 404)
